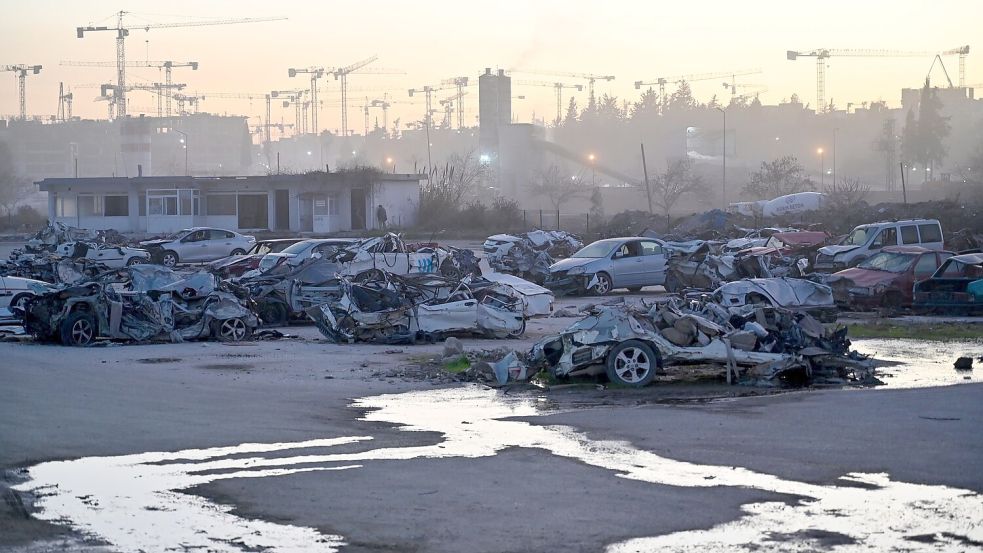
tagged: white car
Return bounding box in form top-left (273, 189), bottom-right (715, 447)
top-left (1, 276), bottom-right (55, 312)
top-left (140, 227), bottom-right (256, 267)
top-left (255, 238), bottom-right (357, 274)
top-left (55, 242), bottom-right (151, 268)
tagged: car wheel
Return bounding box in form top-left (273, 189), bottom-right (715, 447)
top-left (881, 291), bottom-right (904, 309)
top-left (60, 310), bottom-right (98, 347)
top-left (507, 317), bottom-right (527, 338)
top-left (590, 272), bottom-right (613, 295)
top-left (605, 340), bottom-right (659, 387)
top-left (10, 293), bottom-right (32, 313)
top-left (231, 248), bottom-right (246, 256)
top-left (213, 317), bottom-right (251, 342)
top-left (627, 286), bottom-right (643, 293)
top-left (259, 301), bottom-right (289, 326)
top-left (126, 256), bottom-right (144, 267)
top-left (161, 250), bottom-right (179, 268)
top-left (664, 272), bottom-right (682, 293)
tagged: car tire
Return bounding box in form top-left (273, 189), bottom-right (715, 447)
top-left (161, 250), bottom-right (179, 268)
top-left (259, 301), bottom-right (289, 326)
top-left (212, 317), bottom-right (252, 342)
top-left (605, 339), bottom-right (659, 387)
top-left (881, 291), bottom-right (904, 309)
top-left (60, 310), bottom-right (98, 347)
top-left (10, 293), bottom-right (32, 312)
top-left (664, 272), bottom-right (682, 293)
top-left (231, 248), bottom-right (246, 256)
top-left (590, 272), bottom-right (613, 296)
top-left (507, 317), bottom-right (527, 338)
top-left (126, 256), bottom-right (144, 267)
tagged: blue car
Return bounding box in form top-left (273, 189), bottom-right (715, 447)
top-left (545, 237), bottom-right (670, 295)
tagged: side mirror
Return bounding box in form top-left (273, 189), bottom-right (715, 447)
top-left (612, 251), bottom-right (623, 259)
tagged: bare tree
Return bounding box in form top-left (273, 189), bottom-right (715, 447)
top-left (0, 142), bottom-right (33, 227)
top-left (824, 177), bottom-right (871, 211)
top-left (652, 158), bottom-right (706, 230)
top-left (743, 155), bottom-right (815, 200)
top-left (419, 150), bottom-right (488, 225)
top-left (533, 164), bottom-right (589, 211)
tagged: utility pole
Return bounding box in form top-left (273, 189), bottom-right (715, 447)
top-left (716, 107), bottom-right (727, 208)
top-left (640, 143), bottom-right (653, 213)
top-left (833, 127), bottom-right (838, 187)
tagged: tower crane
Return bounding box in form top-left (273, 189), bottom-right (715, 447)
top-left (440, 77), bottom-right (471, 128)
top-left (438, 91), bottom-right (468, 129)
top-left (62, 60), bottom-right (199, 117)
top-left (786, 46), bottom-right (969, 113)
top-left (408, 85), bottom-right (453, 131)
top-left (634, 69), bottom-right (761, 112)
top-left (330, 56), bottom-right (403, 136)
top-left (196, 92), bottom-right (272, 141)
top-left (76, 11), bottom-right (284, 118)
top-left (722, 82), bottom-right (767, 98)
top-left (58, 83), bottom-right (74, 121)
top-left (275, 90), bottom-right (308, 135)
top-left (515, 80), bottom-right (583, 126)
top-left (1, 64), bottom-right (42, 119)
top-left (288, 66), bottom-right (328, 135)
top-left (511, 69), bottom-right (613, 108)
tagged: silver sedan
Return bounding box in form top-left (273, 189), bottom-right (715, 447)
top-left (545, 237), bottom-right (670, 295)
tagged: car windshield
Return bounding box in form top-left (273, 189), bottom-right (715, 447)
top-left (280, 241), bottom-right (316, 255)
top-left (573, 241), bottom-right (617, 258)
top-left (857, 252), bottom-right (917, 273)
top-left (843, 227), bottom-right (871, 246)
top-left (164, 229), bottom-right (192, 240)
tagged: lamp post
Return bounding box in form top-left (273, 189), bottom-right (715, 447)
top-left (588, 153), bottom-right (596, 186)
top-left (174, 129), bottom-right (188, 176)
top-left (716, 107), bottom-right (726, 208)
top-left (820, 148), bottom-right (825, 186)
top-left (832, 128), bottom-right (838, 187)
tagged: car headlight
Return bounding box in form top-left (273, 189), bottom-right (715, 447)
top-left (567, 266), bottom-right (586, 275)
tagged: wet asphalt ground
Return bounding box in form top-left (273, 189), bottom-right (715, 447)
top-left (1, 238), bottom-right (982, 551)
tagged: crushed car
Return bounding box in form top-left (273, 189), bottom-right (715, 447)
top-left (484, 230), bottom-right (583, 282)
top-left (529, 298), bottom-right (872, 388)
top-left (306, 270), bottom-right (527, 344)
top-left (825, 246), bottom-right (953, 309)
top-left (912, 252), bottom-right (983, 315)
top-left (21, 265), bottom-right (258, 346)
top-left (713, 278), bottom-right (837, 322)
top-left (207, 238), bottom-right (305, 278)
top-left (545, 237), bottom-right (670, 296)
top-left (54, 241), bottom-right (150, 268)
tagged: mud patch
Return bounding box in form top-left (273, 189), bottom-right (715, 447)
top-left (135, 357), bottom-right (182, 364)
top-left (199, 363), bottom-right (254, 371)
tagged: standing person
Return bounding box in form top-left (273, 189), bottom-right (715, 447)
top-left (376, 204), bottom-right (388, 230)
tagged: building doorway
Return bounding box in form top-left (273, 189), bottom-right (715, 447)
top-left (350, 188), bottom-right (366, 230)
top-left (274, 189), bottom-right (289, 230)
top-left (237, 194), bottom-right (269, 230)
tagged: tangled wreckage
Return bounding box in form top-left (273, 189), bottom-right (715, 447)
top-left (528, 296), bottom-right (872, 388)
top-left (21, 265), bottom-right (258, 346)
top-left (483, 230), bottom-right (583, 282)
top-left (306, 270), bottom-right (538, 344)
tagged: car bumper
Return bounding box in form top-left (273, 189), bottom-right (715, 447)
top-left (544, 274), bottom-right (595, 295)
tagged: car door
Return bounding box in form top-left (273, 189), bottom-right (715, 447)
top-left (91, 245), bottom-right (125, 267)
top-left (180, 230), bottom-right (209, 262)
top-left (637, 240), bottom-right (669, 285)
top-left (0, 277), bottom-right (11, 308)
top-left (610, 240), bottom-right (643, 287)
top-left (209, 229), bottom-right (236, 259)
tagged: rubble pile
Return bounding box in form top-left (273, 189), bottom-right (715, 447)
top-left (306, 270), bottom-right (528, 344)
top-left (21, 265), bottom-right (258, 346)
top-left (483, 230), bottom-right (583, 282)
top-left (1, 223), bottom-right (149, 283)
top-left (526, 296), bottom-right (873, 388)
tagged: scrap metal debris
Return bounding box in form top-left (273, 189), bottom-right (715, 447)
top-left (483, 230), bottom-right (583, 282)
top-left (21, 265), bottom-right (258, 346)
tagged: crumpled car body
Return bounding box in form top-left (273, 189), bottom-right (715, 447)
top-left (22, 265), bottom-right (258, 346)
top-left (714, 278), bottom-right (837, 322)
top-left (483, 230), bottom-right (583, 283)
top-left (530, 299), bottom-right (869, 387)
top-left (307, 271), bottom-right (525, 344)
top-left (825, 247), bottom-right (952, 309)
top-left (913, 253), bottom-right (983, 314)
top-left (54, 241), bottom-right (150, 268)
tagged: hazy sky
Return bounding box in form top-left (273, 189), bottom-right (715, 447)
top-left (2, 0), bottom-right (979, 133)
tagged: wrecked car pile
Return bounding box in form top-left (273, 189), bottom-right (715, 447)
top-left (483, 230), bottom-right (583, 282)
top-left (529, 296), bottom-right (872, 388)
top-left (307, 270), bottom-right (529, 344)
top-left (21, 265), bottom-right (258, 346)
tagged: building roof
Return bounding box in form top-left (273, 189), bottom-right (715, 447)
top-left (36, 172), bottom-right (424, 192)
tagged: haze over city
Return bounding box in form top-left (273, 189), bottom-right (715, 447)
top-left (2, 0), bottom-right (980, 130)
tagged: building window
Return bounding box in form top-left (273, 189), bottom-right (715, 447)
top-left (206, 194), bottom-right (237, 215)
top-left (104, 195), bottom-right (129, 216)
top-left (147, 189), bottom-right (198, 216)
top-left (56, 196), bottom-right (77, 217)
top-left (78, 195), bottom-right (100, 217)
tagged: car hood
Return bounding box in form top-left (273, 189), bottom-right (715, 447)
top-left (209, 254), bottom-right (258, 269)
top-left (485, 234), bottom-right (521, 244)
top-left (818, 245), bottom-right (860, 257)
top-left (549, 257), bottom-right (598, 272)
top-left (829, 267), bottom-right (897, 288)
top-left (139, 239), bottom-right (172, 248)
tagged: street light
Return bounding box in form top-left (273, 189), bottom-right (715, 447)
top-left (819, 148), bottom-right (826, 186)
top-left (832, 128), bottom-right (839, 187)
top-left (173, 129), bottom-right (188, 176)
top-left (716, 107), bottom-right (726, 208)
top-left (588, 153), bottom-right (596, 186)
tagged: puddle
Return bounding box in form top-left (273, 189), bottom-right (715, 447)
top-left (135, 358), bottom-right (182, 364)
top-left (14, 385), bottom-right (983, 551)
top-left (854, 339), bottom-right (982, 388)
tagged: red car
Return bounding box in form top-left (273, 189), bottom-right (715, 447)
top-left (827, 246), bottom-right (953, 309)
top-left (207, 239), bottom-right (304, 278)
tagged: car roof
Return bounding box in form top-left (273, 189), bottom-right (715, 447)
top-left (881, 245), bottom-right (932, 254)
top-left (594, 236), bottom-right (664, 244)
top-left (855, 219), bottom-right (940, 228)
top-left (259, 238), bottom-right (304, 243)
top-left (948, 252), bottom-right (983, 265)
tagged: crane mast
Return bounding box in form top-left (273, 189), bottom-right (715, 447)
top-left (2, 64), bottom-right (42, 119)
